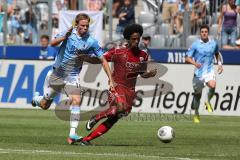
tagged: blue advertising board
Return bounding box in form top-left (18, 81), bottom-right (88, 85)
top-left (150, 49), bottom-right (240, 64)
top-left (0, 46), bottom-right (240, 64)
top-left (6, 46), bottom-right (41, 59)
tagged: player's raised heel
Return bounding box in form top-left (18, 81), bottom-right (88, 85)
top-left (67, 134), bottom-right (82, 145)
top-left (86, 116), bottom-right (98, 131)
top-left (205, 102), bottom-right (213, 113)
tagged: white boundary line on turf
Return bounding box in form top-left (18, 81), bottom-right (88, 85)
top-left (0, 148), bottom-right (197, 160)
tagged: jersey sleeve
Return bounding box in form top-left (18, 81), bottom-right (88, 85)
top-left (103, 48), bottom-right (115, 62)
top-left (186, 42), bottom-right (196, 58)
top-left (54, 30), bottom-right (68, 39)
top-left (91, 39), bottom-right (104, 57)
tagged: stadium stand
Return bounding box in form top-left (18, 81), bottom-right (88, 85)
top-left (150, 34), bottom-right (166, 48)
top-left (0, 0), bottom-right (239, 50)
top-left (166, 34), bottom-right (181, 48)
top-left (159, 23), bottom-right (170, 35)
top-left (186, 35), bottom-right (199, 48)
top-left (138, 11), bottom-right (155, 24)
top-left (209, 24), bottom-right (219, 37)
top-left (142, 23), bottom-right (157, 36)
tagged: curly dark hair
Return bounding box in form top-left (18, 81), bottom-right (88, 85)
top-left (123, 24), bottom-right (143, 40)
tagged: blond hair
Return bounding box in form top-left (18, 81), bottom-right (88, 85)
top-left (75, 13), bottom-right (90, 26)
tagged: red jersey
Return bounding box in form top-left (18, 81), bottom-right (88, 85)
top-left (104, 48), bottom-right (148, 89)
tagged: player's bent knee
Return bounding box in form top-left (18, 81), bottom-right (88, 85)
top-left (107, 107), bottom-right (118, 117)
top-left (207, 81), bottom-right (216, 89)
top-left (72, 100), bottom-right (81, 106)
top-left (71, 96), bottom-right (81, 105)
top-left (108, 104), bottom-right (128, 118)
top-left (116, 105), bottom-right (130, 118)
top-left (117, 112), bottom-right (129, 118)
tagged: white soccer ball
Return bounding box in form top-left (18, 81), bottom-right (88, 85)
top-left (157, 126), bottom-right (175, 143)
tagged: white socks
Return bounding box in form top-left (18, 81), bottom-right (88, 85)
top-left (69, 128), bottom-right (76, 136)
top-left (69, 106), bottom-right (80, 136)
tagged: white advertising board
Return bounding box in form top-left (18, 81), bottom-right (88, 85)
top-left (0, 60), bottom-right (239, 116)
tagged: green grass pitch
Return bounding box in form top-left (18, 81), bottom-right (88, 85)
top-left (0, 108), bottom-right (240, 160)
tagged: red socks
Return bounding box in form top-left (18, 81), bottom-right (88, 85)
top-left (83, 123), bottom-right (109, 141)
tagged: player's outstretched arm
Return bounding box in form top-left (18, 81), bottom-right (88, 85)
top-left (50, 27), bottom-right (73, 46)
top-left (75, 49), bottom-right (104, 64)
top-left (99, 56), bottom-right (115, 91)
top-left (185, 56), bottom-right (201, 68)
top-left (50, 36), bottom-right (66, 46)
top-left (215, 52), bottom-right (223, 74)
top-left (139, 59), bottom-right (157, 78)
top-left (83, 56), bottom-right (102, 64)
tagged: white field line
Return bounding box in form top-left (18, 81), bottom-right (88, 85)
top-left (0, 148), bottom-right (197, 160)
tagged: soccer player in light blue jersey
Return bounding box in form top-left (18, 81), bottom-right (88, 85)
top-left (185, 25), bottom-right (223, 123)
top-left (31, 13), bottom-right (115, 144)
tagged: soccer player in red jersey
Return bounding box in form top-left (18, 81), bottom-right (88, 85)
top-left (81, 24), bottom-right (157, 145)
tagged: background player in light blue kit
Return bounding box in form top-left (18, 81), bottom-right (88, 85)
top-left (185, 25), bottom-right (223, 123)
top-left (31, 13), bottom-right (115, 144)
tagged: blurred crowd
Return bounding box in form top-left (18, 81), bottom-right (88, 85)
top-left (158, 0), bottom-right (240, 49)
top-left (161, 0), bottom-right (211, 34)
top-left (0, 0), bottom-right (239, 50)
top-left (0, 0), bottom-right (120, 45)
top-left (0, 0), bottom-right (69, 45)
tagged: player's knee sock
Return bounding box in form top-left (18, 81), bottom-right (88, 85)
top-left (207, 88), bottom-right (215, 102)
top-left (83, 123), bottom-right (109, 142)
top-left (69, 106), bottom-right (80, 136)
top-left (192, 95), bottom-right (201, 115)
top-left (83, 116), bottom-right (118, 141)
top-left (95, 107), bottom-right (117, 121)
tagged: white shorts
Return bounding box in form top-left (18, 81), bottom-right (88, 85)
top-left (200, 72), bottom-right (216, 84)
top-left (43, 69), bottom-right (81, 100)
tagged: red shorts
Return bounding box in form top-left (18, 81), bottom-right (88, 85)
top-left (108, 85), bottom-right (135, 115)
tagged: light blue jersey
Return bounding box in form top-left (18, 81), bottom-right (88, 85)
top-left (53, 28), bottom-right (104, 76)
top-left (186, 38), bottom-right (219, 78)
